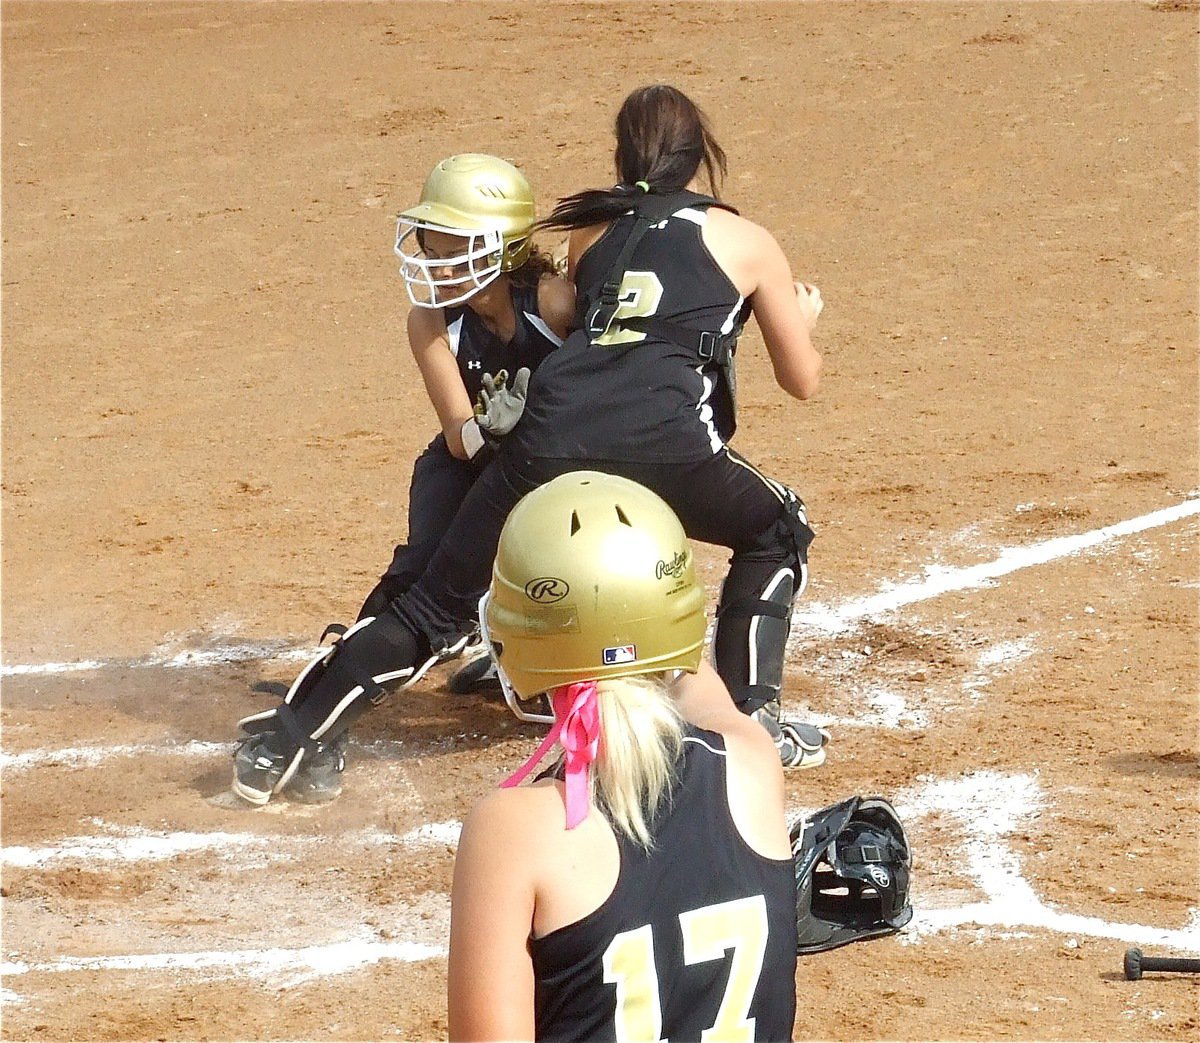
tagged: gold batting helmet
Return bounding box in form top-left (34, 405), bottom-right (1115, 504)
top-left (394, 153), bottom-right (536, 308)
top-left (482, 472), bottom-right (707, 721)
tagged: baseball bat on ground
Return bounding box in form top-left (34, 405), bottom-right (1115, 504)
top-left (1123, 948), bottom-right (1200, 980)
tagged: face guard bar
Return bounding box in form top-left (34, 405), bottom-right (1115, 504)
top-left (394, 219), bottom-right (505, 309)
top-left (477, 591), bottom-right (556, 725)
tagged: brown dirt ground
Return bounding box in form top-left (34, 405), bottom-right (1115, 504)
top-left (2, 2), bottom-right (1198, 1040)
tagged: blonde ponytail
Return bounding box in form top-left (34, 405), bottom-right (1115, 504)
top-left (592, 674), bottom-right (685, 848)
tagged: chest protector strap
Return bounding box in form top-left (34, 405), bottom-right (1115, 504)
top-left (583, 191), bottom-right (744, 367)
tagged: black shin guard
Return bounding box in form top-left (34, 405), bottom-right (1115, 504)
top-left (714, 492), bottom-right (813, 715)
top-left (715, 565), bottom-right (795, 715)
top-left (238, 612), bottom-right (427, 756)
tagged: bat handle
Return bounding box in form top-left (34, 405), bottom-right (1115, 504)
top-left (1124, 948), bottom-right (1200, 980)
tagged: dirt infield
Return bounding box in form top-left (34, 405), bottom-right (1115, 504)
top-left (2, 2), bottom-right (1198, 1040)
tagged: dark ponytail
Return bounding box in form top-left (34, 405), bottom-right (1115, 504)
top-left (538, 85), bottom-right (727, 232)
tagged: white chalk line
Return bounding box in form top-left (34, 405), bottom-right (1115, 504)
top-left (4, 499), bottom-right (1195, 679)
top-left (0, 734), bottom-right (439, 775)
top-left (1, 820), bottom-right (462, 869)
top-left (803, 635), bottom-right (1038, 731)
top-left (0, 740), bottom-right (228, 772)
top-left (789, 770), bottom-right (1200, 954)
top-left (1, 935), bottom-right (446, 986)
top-left (794, 497), bottom-right (1200, 636)
top-left (1, 641), bottom-right (313, 678)
top-left (894, 772), bottom-right (1200, 953)
top-left (3, 501), bottom-right (1198, 991)
top-left (4, 773), bottom-right (1195, 995)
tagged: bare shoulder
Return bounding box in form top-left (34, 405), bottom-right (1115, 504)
top-left (704, 204), bottom-right (756, 230)
top-left (567, 222), bottom-right (611, 277)
top-left (536, 273), bottom-right (576, 338)
top-left (701, 208), bottom-right (786, 296)
top-left (719, 714), bottom-right (784, 778)
top-left (405, 303), bottom-right (447, 350)
top-left (461, 779), bottom-right (566, 849)
top-left (704, 206), bottom-right (777, 249)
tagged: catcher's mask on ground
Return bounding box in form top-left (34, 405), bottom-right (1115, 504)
top-left (394, 153), bottom-right (535, 308)
top-left (481, 471), bottom-right (707, 725)
top-left (791, 795), bottom-right (913, 954)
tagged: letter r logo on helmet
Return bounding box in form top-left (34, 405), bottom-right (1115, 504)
top-left (525, 578), bottom-right (569, 603)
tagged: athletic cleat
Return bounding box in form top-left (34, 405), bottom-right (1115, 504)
top-left (777, 719), bottom-right (830, 769)
top-left (752, 702), bottom-right (830, 770)
top-left (448, 650), bottom-right (503, 695)
top-left (286, 733), bottom-right (348, 804)
top-left (457, 627), bottom-right (485, 659)
top-left (232, 732), bottom-right (348, 805)
top-left (231, 734), bottom-right (302, 806)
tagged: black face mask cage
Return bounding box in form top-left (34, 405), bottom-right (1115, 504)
top-left (792, 795), bottom-right (914, 954)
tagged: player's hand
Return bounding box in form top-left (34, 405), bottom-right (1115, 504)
top-left (475, 367), bottom-right (530, 439)
top-left (796, 282), bottom-right (823, 330)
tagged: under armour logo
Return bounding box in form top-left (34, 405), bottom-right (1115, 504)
top-left (467, 360), bottom-right (482, 370)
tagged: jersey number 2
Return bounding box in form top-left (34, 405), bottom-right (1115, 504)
top-left (601, 894), bottom-right (769, 1042)
top-left (592, 270), bottom-right (664, 346)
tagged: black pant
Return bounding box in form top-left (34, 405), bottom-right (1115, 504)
top-left (393, 446), bottom-right (812, 708)
top-left (358, 435), bottom-right (486, 621)
top-left (279, 443), bottom-right (812, 744)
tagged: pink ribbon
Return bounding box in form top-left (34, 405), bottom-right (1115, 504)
top-left (500, 680), bottom-right (601, 829)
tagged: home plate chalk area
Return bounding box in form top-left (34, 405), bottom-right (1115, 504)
top-left (1, 500), bottom-right (1197, 1039)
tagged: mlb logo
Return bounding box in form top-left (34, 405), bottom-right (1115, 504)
top-left (603, 645), bottom-right (636, 665)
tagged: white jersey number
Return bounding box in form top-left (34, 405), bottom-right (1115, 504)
top-left (602, 894), bottom-right (769, 1043)
top-left (592, 270), bottom-right (664, 346)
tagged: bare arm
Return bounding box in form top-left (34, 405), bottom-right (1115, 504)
top-left (672, 662), bottom-right (791, 860)
top-left (448, 791), bottom-right (537, 1041)
top-left (407, 306), bottom-right (476, 460)
top-left (749, 231), bottom-right (823, 400)
top-left (535, 273), bottom-right (577, 340)
top-left (702, 210), bottom-right (823, 401)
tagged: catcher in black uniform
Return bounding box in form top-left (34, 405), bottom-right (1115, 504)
top-left (448, 472), bottom-right (798, 1041)
top-left (232, 85), bottom-right (827, 805)
top-left (231, 154), bottom-right (572, 804)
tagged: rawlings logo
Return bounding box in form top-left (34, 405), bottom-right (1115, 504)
top-left (655, 551), bottom-right (687, 580)
top-left (866, 865), bottom-right (891, 888)
top-left (524, 577), bottom-right (569, 604)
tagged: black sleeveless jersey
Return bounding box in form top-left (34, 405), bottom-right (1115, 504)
top-left (442, 282), bottom-right (563, 405)
top-left (530, 728), bottom-right (798, 1042)
top-left (511, 193), bottom-right (751, 464)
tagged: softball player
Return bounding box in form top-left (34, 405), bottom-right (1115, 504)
top-left (232, 154), bottom-right (572, 804)
top-left (449, 473), bottom-right (798, 1041)
top-left (232, 85), bottom-right (827, 806)
top-left (357, 153), bottom-right (573, 622)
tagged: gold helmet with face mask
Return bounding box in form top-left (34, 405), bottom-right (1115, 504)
top-left (481, 472), bottom-right (708, 723)
top-left (394, 154), bottom-right (536, 309)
